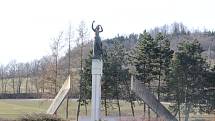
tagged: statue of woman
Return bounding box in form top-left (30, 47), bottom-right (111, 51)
top-left (92, 21), bottom-right (103, 59)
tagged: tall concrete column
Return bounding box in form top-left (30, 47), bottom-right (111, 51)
top-left (91, 59), bottom-right (103, 121)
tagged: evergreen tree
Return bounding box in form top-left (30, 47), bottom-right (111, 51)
top-left (168, 40), bottom-right (209, 121)
top-left (82, 50), bottom-right (93, 99)
top-left (76, 50), bottom-right (93, 118)
top-left (133, 31), bottom-right (174, 118)
top-left (154, 33), bottom-right (173, 103)
top-left (199, 65), bottom-right (215, 113)
top-left (153, 33), bottom-right (174, 118)
top-left (133, 31), bottom-right (157, 118)
top-left (102, 41), bottom-right (128, 116)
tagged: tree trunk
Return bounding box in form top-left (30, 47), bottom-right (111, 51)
top-left (84, 100), bottom-right (88, 116)
top-left (177, 78), bottom-right (181, 121)
top-left (144, 102), bottom-right (146, 116)
top-left (116, 79), bottom-right (121, 116)
top-left (26, 78), bottom-right (28, 93)
top-left (157, 55), bottom-right (162, 118)
top-left (35, 79), bottom-right (39, 95)
top-left (66, 28), bottom-right (71, 119)
top-left (123, 79), bottom-right (135, 116)
top-left (104, 95), bottom-right (108, 116)
top-left (116, 94), bottom-right (121, 116)
top-left (1, 76), bottom-right (3, 93)
top-left (42, 79), bottom-right (45, 93)
top-left (12, 79), bottom-right (15, 94)
top-left (4, 82), bottom-right (7, 93)
top-left (184, 102), bottom-right (191, 121)
top-left (66, 95), bottom-right (69, 119)
top-left (158, 72), bottom-right (161, 100)
top-left (148, 105), bottom-right (151, 120)
top-left (55, 57), bottom-right (57, 95)
top-left (77, 47), bottom-right (83, 120)
top-left (158, 63), bottom-right (161, 102)
top-left (178, 103), bottom-right (181, 121)
top-left (130, 96), bottom-right (135, 117)
top-left (17, 78), bottom-right (22, 94)
top-left (83, 73), bottom-right (88, 116)
top-left (148, 83), bottom-right (151, 120)
top-left (77, 93), bottom-right (81, 121)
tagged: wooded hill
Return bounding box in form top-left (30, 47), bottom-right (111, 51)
top-left (65, 23), bottom-right (215, 69)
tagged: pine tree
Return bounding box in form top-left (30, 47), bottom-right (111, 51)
top-left (133, 31), bottom-right (156, 118)
top-left (154, 33), bottom-right (174, 118)
top-left (77, 50), bottom-right (92, 117)
top-left (82, 50), bottom-right (93, 99)
top-left (102, 40), bottom-right (131, 116)
top-left (154, 33), bottom-right (173, 101)
top-left (168, 40), bottom-right (209, 121)
top-left (199, 65), bottom-right (215, 113)
top-left (81, 39), bottom-right (133, 116)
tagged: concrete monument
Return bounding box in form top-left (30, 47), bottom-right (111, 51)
top-left (91, 20), bottom-right (103, 121)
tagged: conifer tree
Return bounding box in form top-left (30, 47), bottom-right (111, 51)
top-left (154, 33), bottom-right (173, 101)
top-left (102, 41), bottom-right (128, 116)
top-left (133, 30), bottom-right (156, 118)
top-left (168, 40), bottom-right (209, 121)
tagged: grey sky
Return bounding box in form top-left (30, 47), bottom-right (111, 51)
top-left (0, 0), bottom-right (214, 64)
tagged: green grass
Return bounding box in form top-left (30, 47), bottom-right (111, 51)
top-left (0, 99), bottom-right (48, 119)
top-left (0, 99), bottom-right (214, 121)
top-left (0, 99), bottom-right (153, 120)
top-left (0, 99), bottom-right (92, 120)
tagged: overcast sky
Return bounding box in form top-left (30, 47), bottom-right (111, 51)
top-left (0, 0), bottom-right (214, 65)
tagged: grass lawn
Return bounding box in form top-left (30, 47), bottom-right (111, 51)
top-left (0, 99), bottom-right (214, 121)
top-left (0, 99), bottom-right (154, 120)
top-left (0, 99), bottom-right (49, 119)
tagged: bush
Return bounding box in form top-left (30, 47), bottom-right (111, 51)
top-left (19, 113), bottom-right (65, 121)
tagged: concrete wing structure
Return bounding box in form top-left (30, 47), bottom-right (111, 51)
top-left (47, 75), bottom-right (71, 114)
top-left (133, 79), bottom-right (178, 121)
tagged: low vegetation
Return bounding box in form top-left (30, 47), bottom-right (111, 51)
top-left (20, 114), bottom-right (64, 121)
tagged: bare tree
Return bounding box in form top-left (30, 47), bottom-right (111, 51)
top-left (5, 60), bottom-right (16, 94)
top-left (39, 56), bottom-right (54, 95)
top-left (16, 63), bottom-right (24, 94)
top-left (31, 60), bottom-right (40, 95)
top-left (77, 20), bottom-right (89, 120)
top-left (50, 31), bottom-right (64, 95)
top-left (65, 24), bottom-right (74, 119)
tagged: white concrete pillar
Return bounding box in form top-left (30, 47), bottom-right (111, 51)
top-left (91, 59), bottom-right (103, 121)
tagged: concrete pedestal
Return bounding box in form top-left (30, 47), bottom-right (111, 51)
top-left (91, 59), bottom-right (103, 121)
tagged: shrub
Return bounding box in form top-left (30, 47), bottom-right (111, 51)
top-left (19, 113), bottom-right (65, 121)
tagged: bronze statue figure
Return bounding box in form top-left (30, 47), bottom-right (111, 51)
top-left (92, 20), bottom-right (103, 59)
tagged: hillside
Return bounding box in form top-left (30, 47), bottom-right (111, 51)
top-left (64, 31), bottom-right (215, 69)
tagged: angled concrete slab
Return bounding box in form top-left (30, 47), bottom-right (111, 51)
top-left (133, 79), bottom-right (178, 121)
top-left (46, 75), bottom-right (71, 114)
